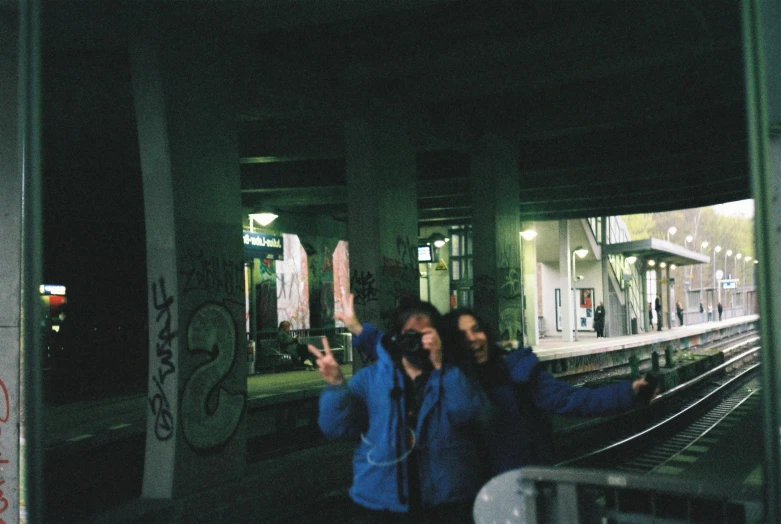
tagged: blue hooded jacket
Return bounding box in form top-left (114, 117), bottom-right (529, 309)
top-left (318, 323), bottom-right (487, 513)
top-left (481, 346), bottom-right (636, 475)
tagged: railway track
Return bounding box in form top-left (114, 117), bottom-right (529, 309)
top-left (557, 358), bottom-right (761, 472)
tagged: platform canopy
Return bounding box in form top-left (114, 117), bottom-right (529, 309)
top-left (604, 238), bottom-right (710, 267)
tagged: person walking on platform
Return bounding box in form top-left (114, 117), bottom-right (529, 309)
top-left (676, 301), bottom-right (684, 327)
top-left (309, 294), bottom-right (487, 523)
top-left (718, 301), bottom-right (723, 321)
top-left (655, 297), bottom-right (663, 331)
top-left (593, 301), bottom-right (606, 338)
top-left (438, 308), bottom-right (655, 477)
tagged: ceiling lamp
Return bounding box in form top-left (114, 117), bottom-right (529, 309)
top-left (249, 212), bottom-right (278, 227)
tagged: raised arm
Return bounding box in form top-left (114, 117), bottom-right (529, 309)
top-left (334, 288), bottom-right (362, 336)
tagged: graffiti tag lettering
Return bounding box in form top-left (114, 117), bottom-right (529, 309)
top-left (149, 277), bottom-right (176, 441)
top-left (181, 249), bottom-right (244, 297)
top-left (351, 270), bottom-right (379, 307)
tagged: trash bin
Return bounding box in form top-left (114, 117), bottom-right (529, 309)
top-left (631, 318), bottom-right (638, 335)
top-left (247, 340), bottom-right (256, 375)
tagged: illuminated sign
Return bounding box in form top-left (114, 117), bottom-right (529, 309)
top-left (721, 279), bottom-right (738, 289)
top-left (39, 284), bottom-right (67, 296)
top-left (243, 231), bottom-right (284, 260)
top-left (418, 245), bottom-right (433, 262)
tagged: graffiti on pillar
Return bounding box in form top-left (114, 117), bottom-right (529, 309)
top-left (150, 277), bottom-right (177, 441)
top-left (0, 378), bottom-right (10, 521)
top-left (182, 303), bottom-right (245, 450)
top-left (499, 306), bottom-right (523, 341)
top-left (257, 259), bottom-right (277, 332)
top-left (474, 274), bottom-right (497, 309)
top-left (351, 269), bottom-right (379, 307)
top-left (396, 236), bottom-right (418, 270)
top-left (276, 234), bottom-right (310, 328)
top-left (498, 267), bottom-right (521, 300)
top-left (180, 248), bottom-right (244, 298)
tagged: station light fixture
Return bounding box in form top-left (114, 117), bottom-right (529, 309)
top-left (701, 240), bottom-right (709, 250)
top-left (670, 264), bottom-right (676, 270)
top-left (249, 212), bottom-right (278, 228)
top-left (648, 260), bottom-right (656, 266)
top-left (666, 226), bottom-right (677, 241)
top-left (573, 246), bottom-right (588, 259)
top-left (660, 262), bottom-right (667, 268)
top-left (520, 229), bottom-right (538, 241)
top-left (626, 256), bottom-right (637, 264)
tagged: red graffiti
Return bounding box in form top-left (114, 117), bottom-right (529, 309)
top-left (0, 379), bottom-right (8, 422)
top-left (0, 479), bottom-right (7, 519)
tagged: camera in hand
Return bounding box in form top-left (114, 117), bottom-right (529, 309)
top-left (386, 330), bottom-right (430, 370)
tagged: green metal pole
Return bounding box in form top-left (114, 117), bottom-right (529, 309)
top-left (742, 0), bottom-right (780, 521)
top-left (19, 0), bottom-right (43, 520)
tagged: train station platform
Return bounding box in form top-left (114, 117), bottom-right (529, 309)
top-left (44, 315), bottom-right (759, 452)
top-left (42, 315), bottom-right (760, 522)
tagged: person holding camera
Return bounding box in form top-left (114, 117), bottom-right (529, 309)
top-left (308, 293), bottom-right (487, 523)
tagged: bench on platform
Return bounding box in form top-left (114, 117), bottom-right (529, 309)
top-left (255, 339), bottom-right (293, 373)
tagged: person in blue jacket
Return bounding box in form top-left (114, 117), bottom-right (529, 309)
top-left (308, 296), bottom-right (487, 523)
top-left (439, 308), bottom-right (652, 477)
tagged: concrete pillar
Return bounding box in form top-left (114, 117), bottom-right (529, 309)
top-left (0, 8), bottom-right (22, 521)
top-left (472, 134), bottom-right (523, 341)
top-left (131, 29), bottom-right (247, 499)
top-left (521, 222), bottom-right (539, 346)
top-left (344, 115), bottom-right (418, 364)
top-left (559, 221), bottom-right (574, 341)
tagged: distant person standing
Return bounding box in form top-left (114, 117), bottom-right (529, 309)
top-left (655, 297), bottom-right (663, 331)
top-left (699, 302), bottom-right (704, 323)
top-left (708, 302), bottom-right (713, 322)
top-left (718, 301), bottom-right (723, 321)
top-left (594, 301), bottom-right (606, 338)
top-left (676, 301), bottom-right (684, 326)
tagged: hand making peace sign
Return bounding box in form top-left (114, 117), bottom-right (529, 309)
top-left (308, 337), bottom-right (345, 385)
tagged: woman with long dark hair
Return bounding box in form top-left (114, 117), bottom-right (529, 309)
top-left (439, 308), bottom-right (652, 477)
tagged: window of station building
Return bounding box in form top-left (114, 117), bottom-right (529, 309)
top-left (449, 226), bottom-right (473, 308)
top-left (449, 226), bottom-right (472, 281)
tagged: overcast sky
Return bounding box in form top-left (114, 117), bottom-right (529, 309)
top-left (712, 199), bottom-right (754, 218)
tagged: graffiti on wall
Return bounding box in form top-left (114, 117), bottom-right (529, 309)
top-left (474, 274), bottom-right (497, 310)
top-left (256, 259), bottom-right (277, 332)
top-left (0, 378), bottom-right (10, 522)
top-left (276, 233), bottom-right (310, 328)
top-left (333, 241), bottom-right (350, 326)
top-left (180, 248), bottom-right (244, 298)
top-left (149, 277), bottom-right (177, 442)
top-left (351, 270), bottom-right (379, 307)
top-left (182, 302), bottom-right (245, 450)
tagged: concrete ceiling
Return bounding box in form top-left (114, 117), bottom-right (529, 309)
top-left (42, 0), bottom-right (750, 229)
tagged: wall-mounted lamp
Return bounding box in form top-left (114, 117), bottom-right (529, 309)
top-left (659, 262), bottom-right (667, 268)
top-left (520, 229), bottom-right (538, 241)
top-left (648, 260), bottom-right (656, 267)
top-left (249, 212), bottom-right (278, 228)
top-left (425, 232), bottom-right (449, 248)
